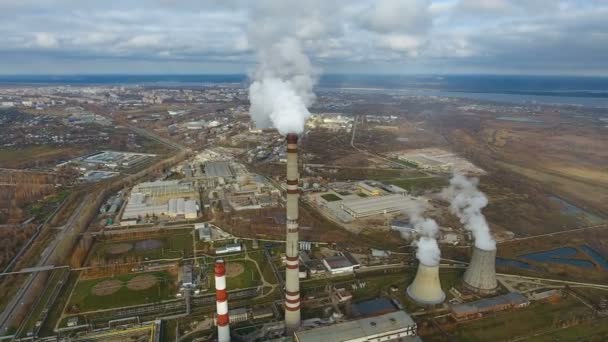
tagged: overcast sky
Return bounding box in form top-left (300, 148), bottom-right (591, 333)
top-left (1, 0), bottom-right (607, 75)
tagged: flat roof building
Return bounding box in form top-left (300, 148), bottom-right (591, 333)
top-left (341, 194), bottom-right (418, 218)
top-left (323, 255), bottom-right (354, 274)
top-left (449, 292), bottom-right (529, 320)
top-left (205, 161), bottom-right (234, 178)
top-left (294, 311), bottom-right (420, 342)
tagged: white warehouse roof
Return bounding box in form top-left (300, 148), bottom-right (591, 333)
top-left (294, 311), bottom-right (420, 342)
top-left (341, 194), bottom-right (418, 218)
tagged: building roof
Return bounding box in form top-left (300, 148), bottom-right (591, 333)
top-left (352, 298), bottom-right (398, 317)
top-left (294, 311), bottom-right (419, 342)
top-left (450, 292), bottom-right (529, 316)
top-left (341, 194), bottom-right (417, 216)
top-left (205, 161), bottom-right (233, 178)
top-left (323, 256), bottom-right (353, 270)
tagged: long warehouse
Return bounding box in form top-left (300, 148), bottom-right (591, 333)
top-left (340, 194), bottom-right (418, 218)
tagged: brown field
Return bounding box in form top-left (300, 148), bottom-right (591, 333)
top-left (91, 280), bottom-right (122, 296)
top-left (105, 243), bottom-right (132, 255)
top-left (126, 274), bottom-right (158, 290)
top-left (225, 262), bottom-right (245, 278)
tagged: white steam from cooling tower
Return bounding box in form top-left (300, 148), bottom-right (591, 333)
top-left (441, 174), bottom-right (496, 251)
top-left (247, 2), bottom-right (320, 135)
top-left (405, 203), bottom-right (441, 266)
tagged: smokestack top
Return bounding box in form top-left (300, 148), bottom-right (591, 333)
top-left (215, 259), bottom-right (226, 276)
top-left (286, 133), bottom-right (298, 144)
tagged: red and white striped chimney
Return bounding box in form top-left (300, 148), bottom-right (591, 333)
top-left (215, 259), bottom-right (230, 342)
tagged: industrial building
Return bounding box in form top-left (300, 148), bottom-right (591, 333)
top-left (121, 192), bottom-right (198, 221)
top-left (322, 255), bottom-right (355, 274)
top-left (357, 182), bottom-right (383, 196)
top-left (293, 311), bottom-right (420, 342)
top-left (205, 161), bottom-right (234, 179)
top-left (449, 292), bottom-right (529, 321)
top-left (81, 151), bottom-right (155, 169)
top-left (132, 180), bottom-right (196, 198)
top-left (398, 154), bottom-right (452, 172)
top-left (340, 194), bottom-right (417, 218)
top-left (216, 243), bottom-right (242, 255)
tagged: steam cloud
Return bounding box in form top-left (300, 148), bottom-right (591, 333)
top-left (441, 174), bottom-right (496, 251)
top-left (405, 203), bottom-right (441, 266)
top-left (247, 4), bottom-right (318, 135)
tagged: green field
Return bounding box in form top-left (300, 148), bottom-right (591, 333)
top-left (208, 259), bottom-right (261, 289)
top-left (382, 177), bottom-right (448, 193)
top-left (68, 271), bottom-right (176, 312)
top-left (321, 193), bottom-right (342, 202)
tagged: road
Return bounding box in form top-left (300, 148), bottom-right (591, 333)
top-left (499, 223), bottom-right (608, 243)
top-left (0, 195), bottom-right (90, 334)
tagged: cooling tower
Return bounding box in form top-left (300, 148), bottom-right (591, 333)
top-left (284, 133), bottom-right (301, 333)
top-left (463, 246), bottom-right (498, 295)
top-left (407, 263), bottom-right (446, 305)
top-left (215, 259), bottom-right (230, 342)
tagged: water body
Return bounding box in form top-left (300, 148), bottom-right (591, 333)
top-left (496, 257), bottom-right (537, 270)
top-left (580, 245), bottom-right (608, 270)
top-left (548, 195), bottom-right (605, 224)
top-left (3, 74), bottom-right (608, 107)
top-left (520, 247), bottom-right (596, 268)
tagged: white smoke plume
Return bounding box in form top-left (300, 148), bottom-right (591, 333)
top-left (404, 202), bottom-right (441, 266)
top-left (441, 174), bottom-right (496, 251)
top-left (247, 2), bottom-right (321, 135)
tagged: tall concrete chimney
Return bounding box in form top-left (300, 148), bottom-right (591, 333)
top-left (407, 263), bottom-right (445, 305)
top-left (215, 259), bottom-right (230, 342)
top-left (284, 133), bottom-right (301, 333)
top-left (463, 246), bottom-right (498, 295)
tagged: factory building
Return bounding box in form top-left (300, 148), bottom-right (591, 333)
top-left (322, 255), bottom-right (355, 274)
top-left (216, 243), bottom-right (242, 255)
top-left (397, 154), bottom-right (452, 172)
top-left (132, 180), bottom-right (197, 199)
top-left (449, 292), bottom-right (529, 321)
top-left (357, 182), bottom-right (383, 196)
top-left (121, 192), bottom-right (198, 220)
top-left (293, 311), bottom-right (420, 342)
top-left (340, 194), bottom-right (417, 218)
top-left (205, 161), bottom-right (234, 179)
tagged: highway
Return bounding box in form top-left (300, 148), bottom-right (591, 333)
top-left (0, 195), bottom-right (90, 334)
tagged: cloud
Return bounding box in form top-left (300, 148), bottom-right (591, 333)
top-left (33, 32), bottom-right (58, 48)
top-left (0, 0), bottom-right (606, 74)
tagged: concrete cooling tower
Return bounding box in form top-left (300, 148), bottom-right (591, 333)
top-left (463, 247), bottom-right (498, 295)
top-left (407, 263), bottom-right (446, 305)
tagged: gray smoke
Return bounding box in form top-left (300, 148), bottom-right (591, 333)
top-left (441, 174), bottom-right (496, 251)
top-left (404, 202), bottom-right (441, 266)
top-left (247, 2), bottom-right (319, 135)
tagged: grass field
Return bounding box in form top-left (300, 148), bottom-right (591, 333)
top-left (321, 193), bottom-right (342, 202)
top-left (0, 146), bottom-right (83, 168)
top-left (67, 271), bottom-right (176, 312)
top-left (382, 176), bottom-right (449, 193)
top-left (95, 232), bottom-right (194, 262)
top-left (208, 259), bottom-right (261, 289)
top-left (448, 298), bottom-right (594, 342)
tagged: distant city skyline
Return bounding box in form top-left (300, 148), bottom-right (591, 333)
top-left (1, 0), bottom-right (607, 75)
